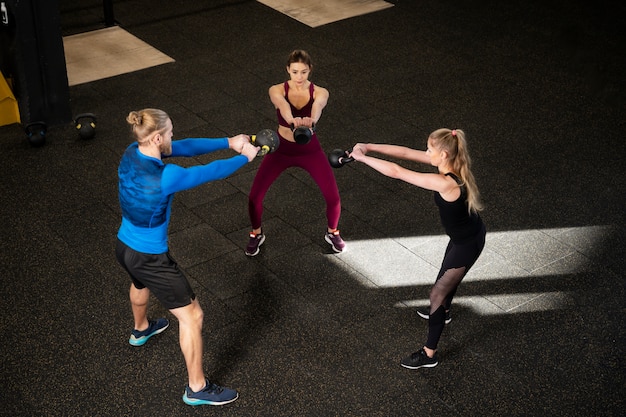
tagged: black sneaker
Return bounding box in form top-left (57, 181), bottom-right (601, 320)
top-left (401, 348), bottom-right (438, 369)
top-left (182, 379), bottom-right (239, 406)
top-left (245, 231), bottom-right (265, 256)
top-left (416, 308), bottom-right (452, 324)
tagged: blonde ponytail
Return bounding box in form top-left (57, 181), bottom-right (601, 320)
top-left (429, 128), bottom-right (483, 214)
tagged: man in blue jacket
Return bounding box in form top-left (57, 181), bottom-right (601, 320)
top-left (115, 108), bottom-right (258, 406)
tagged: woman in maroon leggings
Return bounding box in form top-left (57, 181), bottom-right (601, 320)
top-left (245, 50), bottom-right (345, 256)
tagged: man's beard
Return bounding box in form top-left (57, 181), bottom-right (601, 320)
top-left (160, 142), bottom-right (172, 156)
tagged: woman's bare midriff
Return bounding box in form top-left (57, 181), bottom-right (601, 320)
top-left (278, 125), bottom-right (296, 142)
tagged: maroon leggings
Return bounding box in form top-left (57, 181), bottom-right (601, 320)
top-left (248, 133), bottom-right (341, 230)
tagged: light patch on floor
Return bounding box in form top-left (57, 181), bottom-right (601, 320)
top-left (257, 0), bottom-right (394, 27)
top-left (63, 26), bottom-right (175, 86)
top-left (394, 292), bottom-right (570, 315)
top-left (327, 225), bottom-right (615, 315)
top-left (329, 226), bottom-right (613, 289)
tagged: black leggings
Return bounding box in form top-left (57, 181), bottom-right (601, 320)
top-left (425, 223), bottom-right (486, 350)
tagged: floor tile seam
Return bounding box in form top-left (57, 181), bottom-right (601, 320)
top-left (246, 256), bottom-right (398, 331)
top-left (184, 190), bottom-right (246, 212)
top-left (46, 198), bottom-right (119, 226)
top-left (192, 253), bottom-right (297, 292)
top-left (498, 292), bottom-right (549, 314)
top-left (392, 237), bottom-right (443, 270)
top-left (169, 223), bottom-right (242, 248)
top-left (524, 250), bottom-right (582, 275)
top-left (319, 251), bottom-right (382, 289)
top-left (482, 245), bottom-right (572, 277)
top-left (570, 249), bottom-right (625, 279)
top-left (261, 262), bottom-right (341, 300)
top-left (526, 249), bottom-right (619, 280)
top-left (471, 295), bottom-right (508, 315)
top-left (180, 252), bottom-right (259, 289)
top-left (538, 225), bottom-right (622, 256)
top-left (273, 215), bottom-right (329, 237)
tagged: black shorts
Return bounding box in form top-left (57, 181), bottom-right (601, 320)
top-left (115, 239), bottom-right (195, 310)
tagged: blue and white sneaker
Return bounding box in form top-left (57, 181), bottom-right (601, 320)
top-left (182, 379), bottom-right (239, 406)
top-left (128, 318), bottom-right (169, 347)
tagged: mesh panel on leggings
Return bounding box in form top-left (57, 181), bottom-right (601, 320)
top-left (425, 266), bottom-right (466, 350)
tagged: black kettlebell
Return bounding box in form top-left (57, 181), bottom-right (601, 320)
top-left (25, 121), bottom-right (47, 147)
top-left (75, 113), bottom-right (97, 140)
top-left (328, 148), bottom-right (354, 168)
top-left (251, 129), bottom-right (280, 156)
top-left (291, 123), bottom-right (314, 145)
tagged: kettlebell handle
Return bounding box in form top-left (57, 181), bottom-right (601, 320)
top-left (290, 122), bottom-right (315, 131)
top-left (75, 113), bottom-right (97, 123)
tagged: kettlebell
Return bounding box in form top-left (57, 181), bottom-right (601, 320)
top-left (293, 126), bottom-right (311, 145)
top-left (251, 129), bottom-right (280, 156)
top-left (75, 113), bottom-right (97, 140)
top-left (291, 123), bottom-right (315, 145)
top-left (328, 148), bottom-right (354, 168)
top-left (25, 121), bottom-right (47, 147)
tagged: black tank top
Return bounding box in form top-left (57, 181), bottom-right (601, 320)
top-left (434, 173), bottom-right (483, 243)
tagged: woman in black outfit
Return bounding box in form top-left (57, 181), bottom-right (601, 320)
top-left (349, 128), bottom-right (486, 369)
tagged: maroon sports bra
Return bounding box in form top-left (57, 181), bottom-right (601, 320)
top-left (277, 81), bottom-right (315, 127)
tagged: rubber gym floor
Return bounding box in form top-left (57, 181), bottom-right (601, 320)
top-left (1, 1), bottom-right (624, 416)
